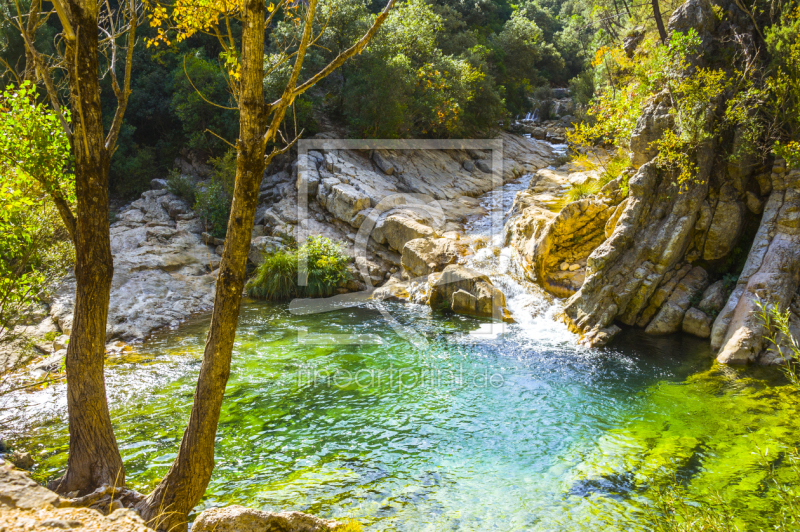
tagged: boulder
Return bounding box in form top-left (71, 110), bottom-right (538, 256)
top-left (371, 281), bottom-right (411, 302)
top-left (703, 198), bottom-right (745, 260)
top-left (192, 505), bottom-right (341, 532)
top-left (325, 184), bottom-right (371, 227)
top-left (429, 265), bottom-right (512, 321)
top-left (150, 178), bottom-right (168, 190)
top-left (682, 307), bottom-right (712, 338)
top-left (372, 213), bottom-right (436, 252)
top-left (401, 238), bottom-right (467, 278)
top-left (698, 280), bottom-right (726, 314)
top-left (668, 0), bottom-right (717, 37)
top-left (372, 150), bottom-right (396, 175)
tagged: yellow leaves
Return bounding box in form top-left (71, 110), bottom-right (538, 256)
top-left (144, 0), bottom-right (241, 49)
top-left (267, 2), bottom-right (275, 11)
top-left (592, 46), bottom-right (608, 69)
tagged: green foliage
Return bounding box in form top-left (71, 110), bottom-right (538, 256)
top-left (246, 237), bottom-right (351, 301)
top-left (0, 82), bottom-right (74, 336)
top-left (194, 179), bottom-right (231, 239)
top-left (246, 250), bottom-right (298, 301)
top-left (193, 150), bottom-right (235, 238)
top-left (299, 236), bottom-right (351, 298)
top-left (171, 50), bottom-right (239, 155)
top-left (758, 301), bottom-right (800, 385)
top-left (166, 170), bottom-right (196, 205)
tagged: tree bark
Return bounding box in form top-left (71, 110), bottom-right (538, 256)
top-left (135, 0), bottom-right (266, 528)
top-left (652, 0), bottom-right (668, 44)
top-left (47, 0), bottom-right (124, 496)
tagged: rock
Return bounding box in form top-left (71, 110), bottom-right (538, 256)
top-left (463, 160), bottom-right (474, 172)
top-left (150, 178), bottom-right (168, 190)
top-left (644, 266), bottom-right (708, 335)
top-left (746, 191), bottom-right (764, 214)
top-left (53, 335), bottom-right (69, 351)
top-left (8, 451), bottom-right (33, 470)
top-left (31, 350), bottom-right (66, 375)
top-left (552, 88), bottom-right (570, 99)
top-left (372, 150), bottom-right (396, 175)
top-left (475, 160), bottom-right (491, 174)
top-left (703, 198), bottom-right (745, 260)
top-left (372, 213), bottom-right (437, 253)
top-left (371, 281), bottom-right (411, 302)
top-left (683, 307), bottom-right (712, 338)
top-left (325, 184), bottom-right (371, 227)
top-left (0, 459), bottom-right (61, 509)
top-left (698, 280), bottom-right (726, 314)
top-left (623, 30), bottom-right (644, 57)
top-left (50, 189), bottom-right (218, 341)
top-left (429, 265), bottom-right (512, 321)
top-left (531, 127), bottom-right (547, 140)
top-left (712, 169), bottom-right (800, 364)
top-left (296, 155), bottom-right (320, 196)
top-left (668, 0), bottom-right (717, 37)
top-left (525, 198), bottom-right (612, 297)
top-left (248, 236), bottom-right (285, 265)
top-left (201, 232), bottom-right (225, 247)
top-left (252, 224), bottom-right (266, 238)
top-left (578, 325), bottom-right (622, 347)
top-left (562, 155), bottom-right (716, 339)
top-left (629, 94), bottom-right (674, 167)
top-left (401, 238), bottom-right (467, 278)
top-left (192, 505), bottom-right (341, 532)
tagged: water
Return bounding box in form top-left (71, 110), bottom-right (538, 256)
top-left (4, 152), bottom-right (800, 530)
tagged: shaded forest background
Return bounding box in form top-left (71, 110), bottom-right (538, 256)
top-left (0, 0), bottom-right (678, 199)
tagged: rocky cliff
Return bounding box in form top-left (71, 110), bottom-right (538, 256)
top-left (506, 0), bottom-right (800, 364)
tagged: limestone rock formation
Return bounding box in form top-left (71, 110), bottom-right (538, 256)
top-left (49, 189), bottom-right (218, 342)
top-left (712, 165), bottom-right (800, 364)
top-left (429, 265), bottom-right (513, 322)
top-left (192, 505), bottom-right (341, 532)
top-left (527, 198), bottom-right (614, 298)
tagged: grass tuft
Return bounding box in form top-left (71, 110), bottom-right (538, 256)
top-left (246, 236), bottom-right (351, 301)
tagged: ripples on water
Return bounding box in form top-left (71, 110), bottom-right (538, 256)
top-left (5, 145), bottom-right (799, 531)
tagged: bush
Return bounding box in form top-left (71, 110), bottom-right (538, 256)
top-left (299, 236), bottom-right (351, 298)
top-left (246, 250), bottom-right (297, 301)
top-left (246, 237), bottom-right (351, 301)
top-left (194, 179), bottom-right (231, 239)
top-left (194, 150), bottom-right (236, 238)
top-left (166, 170), bottom-right (196, 204)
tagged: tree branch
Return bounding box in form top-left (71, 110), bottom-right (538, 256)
top-left (105, 0), bottom-right (138, 152)
top-left (277, 0), bottom-right (397, 106)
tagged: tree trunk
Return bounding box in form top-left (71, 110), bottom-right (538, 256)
top-left (652, 0), bottom-right (668, 43)
top-left (135, 0), bottom-right (266, 528)
top-left (47, 0), bottom-right (124, 496)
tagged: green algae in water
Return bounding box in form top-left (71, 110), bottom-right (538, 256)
top-left (9, 302), bottom-right (800, 531)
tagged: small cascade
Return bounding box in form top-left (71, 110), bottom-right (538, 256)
top-left (459, 137), bottom-right (575, 347)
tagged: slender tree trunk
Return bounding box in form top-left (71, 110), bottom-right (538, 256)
top-left (47, 0), bottom-right (124, 496)
top-left (136, 0), bottom-right (266, 528)
top-left (652, 0), bottom-right (668, 43)
top-left (23, 0), bottom-right (40, 82)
